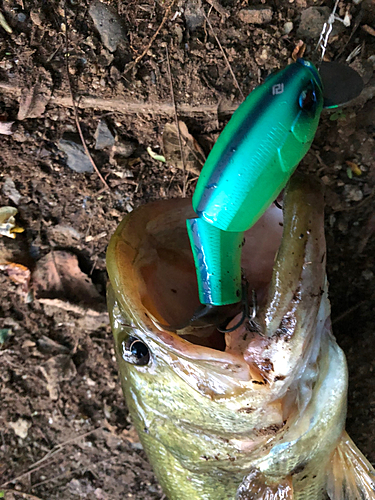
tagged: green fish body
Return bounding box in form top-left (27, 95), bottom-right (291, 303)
top-left (107, 175), bottom-right (375, 500)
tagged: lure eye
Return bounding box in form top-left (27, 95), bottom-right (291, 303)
top-left (121, 336), bottom-right (150, 366)
top-left (299, 87), bottom-right (317, 111)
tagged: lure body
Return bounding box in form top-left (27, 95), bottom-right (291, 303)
top-left (187, 59), bottom-right (324, 306)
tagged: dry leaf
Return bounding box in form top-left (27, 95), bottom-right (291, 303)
top-left (0, 206), bottom-right (24, 238)
top-left (0, 262), bottom-right (31, 294)
top-left (40, 354), bottom-right (77, 400)
top-left (163, 121), bottom-right (206, 175)
top-left (362, 24), bottom-right (375, 37)
top-left (345, 160), bottom-right (362, 176)
top-left (292, 40), bottom-right (306, 61)
top-left (17, 67), bottom-right (53, 120)
top-left (32, 251), bottom-right (103, 307)
top-left (0, 121), bottom-right (14, 135)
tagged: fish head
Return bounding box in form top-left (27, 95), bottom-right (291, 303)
top-left (106, 174), bottom-right (328, 475)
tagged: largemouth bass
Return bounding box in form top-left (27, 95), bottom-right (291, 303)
top-left (106, 175), bottom-right (375, 500)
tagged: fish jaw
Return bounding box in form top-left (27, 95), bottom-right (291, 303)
top-left (106, 174), bottom-right (350, 499)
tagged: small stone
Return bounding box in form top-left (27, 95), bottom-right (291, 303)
top-left (94, 120), bottom-right (115, 150)
top-left (283, 21), bottom-right (293, 34)
top-left (343, 184), bottom-right (363, 202)
top-left (58, 135), bottom-right (94, 173)
top-left (17, 13), bottom-right (27, 22)
top-left (9, 418), bottom-right (31, 439)
top-left (362, 269), bottom-right (373, 280)
top-left (184, 0), bottom-right (205, 31)
top-left (238, 7), bottom-right (273, 25)
top-left (89, 0), bottom-right (127, 52)
top-left (2, 178), bottom-right (22, 204)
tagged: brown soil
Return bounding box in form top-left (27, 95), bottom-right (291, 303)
top-left (0, 0), bottom-right (374, 499)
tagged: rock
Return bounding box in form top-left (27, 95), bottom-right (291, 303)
top-left (58, 135), bottom-right (93, 173)
top-left (109, 137), bottom-right (136, 165)
top-left (362, 269), bottom-right (373, 280)
top-left (89, 0), bottom-right (127, 52)
top-left (184, 0), bottom-right (205, 31)
top-left (9, 418), bottom-right (31, 439)
top-left (343, 184), bottom-right (363, 202)
top-left (49, 224), bottom-right (83, 246)
top-left (94, 120), bottom-right (115, 150)
top-left (283, 21), bottom-right (293, 34)
top-left (238, 7), bottom-right (273, 25)
top-left (297, 7), bottom-right (345, 38)
top-left (2, 178), bottom-right (22, 204)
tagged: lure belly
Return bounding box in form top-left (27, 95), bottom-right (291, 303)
top-left (187, 59), bottom-right (324, 306)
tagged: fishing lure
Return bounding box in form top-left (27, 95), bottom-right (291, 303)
top-left (186, 59), bottom-right (362, 308)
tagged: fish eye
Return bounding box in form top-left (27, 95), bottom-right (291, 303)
top-left (121, 336), bottom-right (150, 366)
top-left (299, 86), bottom-right (317, 111)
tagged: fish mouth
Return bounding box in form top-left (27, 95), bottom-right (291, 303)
top-left (107, 174), bottom-right (326, 382)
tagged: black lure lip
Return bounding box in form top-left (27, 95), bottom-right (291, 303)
top-left (318, 61), bottom-right (364, 108)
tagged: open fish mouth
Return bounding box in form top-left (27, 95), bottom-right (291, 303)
top-left (107, 174), bottom-right (326, 391)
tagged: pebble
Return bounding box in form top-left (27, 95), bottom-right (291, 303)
top-left (238, 7), bottom-right (273, 25)
top-left (2, 177), bottom-right (22, 204)
top-left (184, 0), bottom-right (205, 30)
top-left (58, 136), bottom-right (94, 173)
top-left (89, 0), bottom-right (127, 52)
top-left (9, 418), bottom-right (31, 439)
top-left (283, 21), bottom-right (293, 34)
top-left (343, 184), bottom-right (364, 202)
top-left (362, 269), bottom-right (373, 280)
top-left (95, 120), bottom-right (115, 150)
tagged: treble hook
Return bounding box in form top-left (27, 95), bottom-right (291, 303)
top-left (218, 284), bottom-right (257, 333)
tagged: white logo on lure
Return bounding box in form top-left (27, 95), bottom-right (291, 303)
top-left (272, 83), bottom-right (284, 95)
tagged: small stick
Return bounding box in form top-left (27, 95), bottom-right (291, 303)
top-left (202, 10), bottom-right (244, 101)
top-left (63, 4), bottom-right (110, 192)
top-left (124, 0), bottom-right (177, 75)
top-left (166, 46), bottom-right (187, 197)
top-left (0, 82), bottom-right (240, 116)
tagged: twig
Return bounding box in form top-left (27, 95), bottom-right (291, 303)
top-left (0, 82), bottom-right (239, 116)
top-left (166, 46), bottom-right (187, 198)
top-left (202, 9), bottom-right (244, 101)
top-left (332, 300), bottom-right (366, 325)
top-left (0, 426), bottom-right (104, 488)
top-left (124, 0), bottom-right (178, 75)
top-left (63, 4), bottom-right (110, 192)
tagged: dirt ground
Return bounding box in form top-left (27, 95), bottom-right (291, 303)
top-left (0, 0), bottom-right (374, 498)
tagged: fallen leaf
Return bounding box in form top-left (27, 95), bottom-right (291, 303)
top-left (0, 262), bottom-right (31, 293)
top-left (17, 67), bottom-right (53, 120)
top-left (0, 122), bottom-right (14, 135)
top-left (40, 354), bottom-right (77, 400)
top-left (362, 24), bottom-right (375, 37)
top-left (163, 121), bottom-right (206, 175)
top-left (0, 206), bottom-right (24, 239)
top-left (32, 251), bottom-right (104, 308)
top-left (345, 160), bottom-right (362, 176)
top-left (0, 328), bottom-right (11, 344)
top-left (147, 146), bottom-right (166, 163)
top-left (292, 40), bottom-right (306, 61)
